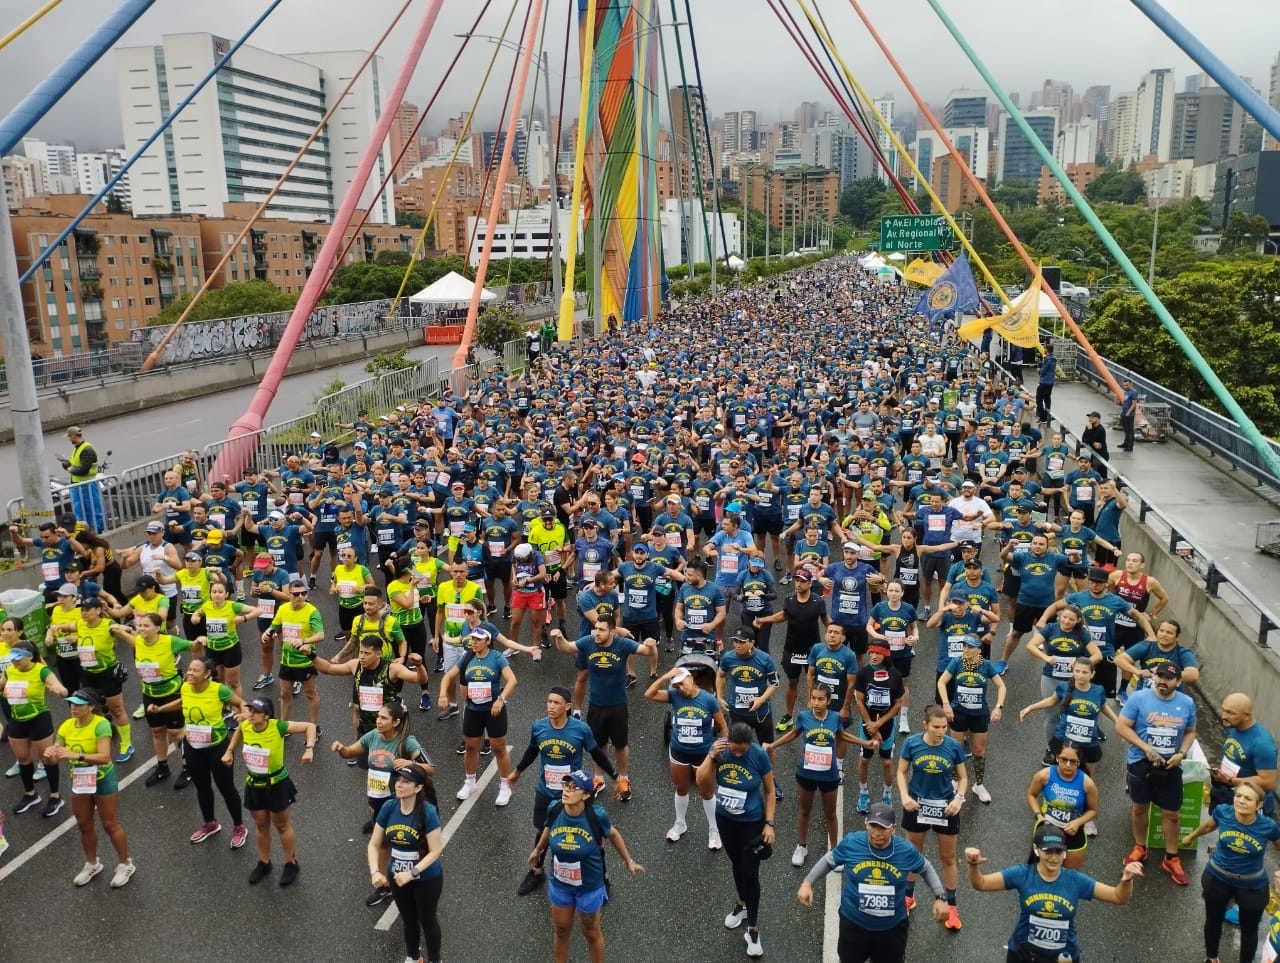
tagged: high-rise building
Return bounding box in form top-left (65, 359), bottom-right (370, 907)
top-left (669, 85), bottom-right (713, 198)
top-left (76, 149), bottom-right (132, 207)
top-left (996, 109), bottom-right (1057, 185)
top-left (21, 137), bottom-right (78, 193)
top-left (796, 101), bottom-right (821, 133)
top-left (3, 154), bottom-right (48, 210)
top-left (1055, 119), bottom-right (1098, 167)
top-left (913, 127), bottom-right (990, 187)
top-left (1265, 52), bottom-right (1280, 151)
top-left (802, 124), bottom-right (866, 188)
top-left (943, 90), bottom-right (987, 128)
top-left (874, 96), bottom-right (896, 184)
top-left (1107, 91), bottom-right (1139, 163)
top-left (722, 111), bottom-right (741, 157)
top-left (740, 110), bottom-right (758, 150)
top-left (1040, 80), bottom-right (1073, 127)
top-left (1133, 68), bottom-right (1175, 163)
top-left (390, 102), bottom-right (422, 180)
top-left (1172, 87), bottom-right (1244, 165)
top-left (117, 33), bottom-right (396, 223)
top-left (1212, 151), bottom-right (1280, 231)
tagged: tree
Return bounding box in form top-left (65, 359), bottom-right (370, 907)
top-left (374, 250), bottom-right (413, 267)
top-left (839, 178), bottom-right (895, 230)
top-left (105, 193), bottom-right (127, 215)
top-left (149, 280), bottom-right (296, 325)
top-left (987, 179), bottom-right (1039, 211)
top-left (1085, 167), bottom-right (1146, 205)
top-left (1082, 260), bottom-right (1280, 434)
top-left (399, 212), bottom-right (436, 249)
top-left (1220, 212), bottom-right (1270, 253)
top-left (475, 304), bottom-right (524, 354)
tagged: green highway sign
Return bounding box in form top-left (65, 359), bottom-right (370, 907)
top-left (879, 214), bottom-right (953, 252)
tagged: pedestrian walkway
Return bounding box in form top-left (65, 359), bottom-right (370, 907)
top-left (1043, 375), bottom-right (1280, 614)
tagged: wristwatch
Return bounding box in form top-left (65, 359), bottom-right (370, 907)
top-left (764, 819), bottom-right (775, 827)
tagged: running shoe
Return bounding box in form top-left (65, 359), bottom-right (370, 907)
top-left (73, 861), bottom-right (104, 886)
top-left (973, 784), bottom-right (992, 804)
top-left (665, 821), bottom-right (687, 842)
top-left (495, 778), bottom-right (513, 807)
top-left (1043, 749), bottom-right (1055, 766)
top-left (3, 760), bottom-right (18, 777)
top-left (42, 796), bottom-right (64, 818)
top-left (1124, 844), bottom-right (1148, 864)
top-left (614, 775), bottom-right (632, 802)
top-left (110, 860), bottom-right (137, 888)
top-left (724, 903), bottom-right (748, 929)
top-left (593, 775), bottom-right (605, 793)
top-left (1085, 819), bottom-right (1098, 837)
top-left (455, 742), bottom-right (466, 755)
top-left (279, 860), bottom-right (299, 887)
top-left (882, 788), bottom-right (893, 807)
top-left (791, 844), bottom-right (808, 867)
top-left (145, 764), bottom-right (170, 788)
top-left (248, 860), bottom-right (273, 885)
top-left (774, 784), bottom-right (783, 801)
top-left (944, 905), bottom-right (962, 930)
top-left (437, 705), bottom-right (459, 722)
top-left (993, 660), bottom-right (1008, 676)
top-left (857, 790), bottom-right (869, 814)
top-left (307, 575), bottom-right (317, 590)
top-left (517, 869), bottom-right (545, 896)
top-left (1161, 854), bottom-right (1189, 886)
top-left (776, 714), bottom-right (793, 733)
top-left (773, 560), bottom-right (782, 571)
top-left (252, 673), bottom-right (274, 690)
top-left (919, 605), bottom-right (931, 619)
top-left (664, 639), bottom-right (674, 653)
top-left (132, 704), bottom-right (146, 720)
top-left (292, 681), bottom-right (302, 696)
top-left (780, 573), bottom-right (792, 585)
top-left (480, 739), bottom-right (492, 757)
top-left (745, 929), bottom-right (764, 958)
top-left (503, 607), bottom-right (511, 621)
top-left (898, 715), bottom-right (910, 734)
top-left (626, 674), bottom-right (637, 689)
top-left (15, 794), bottom-right (41, 814)
top-left (173, 769), bottom-right (191, 790)
top-left (190, 821), bottom-right (222, 844)
top-left (418, 693), bottom-right (432, 712)
top-left (230, 825), bottom-right (249, 849)
top-left (456, 778), bottom-right (476, 801)
top-left (114, 746), bottom-right (135, 764)
top-left (365, 886), bottom-right (392, 907)
top-left (708, 830), bottom-right (722, 851)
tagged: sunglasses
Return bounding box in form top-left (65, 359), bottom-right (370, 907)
top-left (291, 592), bottom-right (308, 598)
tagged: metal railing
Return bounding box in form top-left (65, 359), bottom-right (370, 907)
top-left (6, 337), bottom-right (531, 543)
top-left (1054, 409), bottom-right (1280, 652)
top-left (1066, 343), bottom-right (1280, 491)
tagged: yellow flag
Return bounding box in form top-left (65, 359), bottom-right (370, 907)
top-left (958, 271), bottom-right (1043, 349)
top-left (903, 258), bottom-right (945, 287)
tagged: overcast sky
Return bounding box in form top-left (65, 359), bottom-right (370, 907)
top-left (4, 0), bottom-right (1278, 150)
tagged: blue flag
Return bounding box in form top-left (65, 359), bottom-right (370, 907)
top-left (916, 253), bottom-right (980, 322)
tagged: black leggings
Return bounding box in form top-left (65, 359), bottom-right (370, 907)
top-left (392, 871), bottom-right (444, 962)
top-left (1201, 868), bottom-right (1268, 963)
top-left (840, 915), bottom-right (909, 963)
top-left (716, 812), bottom-right (765, 928)
top-left (656, 592), bottom-right (676, 641)
top-left (401, 620), bottom-right (428, 660)
top-left (187, 741), bottom-right (243, 826)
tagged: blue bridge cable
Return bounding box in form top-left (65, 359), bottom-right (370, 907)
top-left (0, 0), bottom-right (158, 156)
top-left (17, 0), bottom-right (287, 286)
top-left (1128, 0), bottom-right (1280, 146)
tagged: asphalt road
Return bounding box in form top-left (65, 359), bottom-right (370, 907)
top-left (0, 544), bottom-right (1244, 963)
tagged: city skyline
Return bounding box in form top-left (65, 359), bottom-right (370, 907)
top-left (3, 0), bottom-right (1277, 151)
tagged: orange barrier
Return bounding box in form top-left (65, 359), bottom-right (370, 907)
top-left (425, 325), bottom-right (463, 345)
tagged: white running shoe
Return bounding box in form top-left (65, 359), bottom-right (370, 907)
top-left (73, 861), bottom-right (104, 886)
top-left (898, 715), bottom-right (910, 734)
top-left (665, 821), bottom-right (687, 842)
top-left (973, 784), bottom-right (992, 804)
top-left (707, 831), bottom-right (722, 851)
top-left (791, 844), bottom-right (808, 867)
top-left (456, 777), bottom-right (476, 801)
top-left (745, 929), bottom-right (764, 958)
top-left (1085, 819), bottom-right (1098, 837)
top-left (724, 903), bottom-right (748, 929)
top-left (110, 860), bottom-right (136, 888)
top-left (495, 778), bottom-right (513, 807)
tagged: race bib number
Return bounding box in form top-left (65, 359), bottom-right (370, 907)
top-left (467, 680), bottom-right (493, 704)
top-left (886, 631), bottom-right (907, 652)
top-left (42, 561), bottom-right (60, 581)
top-left (695, 495), bottom-right (711, 512)
top-left (916, 797), bottom-right (948, 827)
top-left (927, 515), bottom-right (946, 532)
top-left (487, 540), bottom-right (506, 557)
top-left (185, 724), bottom-right (212, 748)
top-left (449, 521), bottom-right (464, 537)
top-left (857, 882), bottom-right (895, 918)
top-left (956, 685), bottom-right (983, 710)
top-left (1052, 657), bottom-right (1075, 679)
top-left (627, 589), bottom-right (648, 609)
top-left (687, 610), bottom-right (707, 628)
top-left (1074, 486), bottom-right (1093, 502)
top-left (282, 623), bottom-right (302, 645)
top-left (744, 594), bottom-right (764, 612)
top-left (206, 618), bottom-right (228, 637)
top-left (366, 769), bottom-right (391, 798)
top-left (716, 785), bottom-right (747, 815)
top-left (4, 680), bottom-right (28, 704)
top-left (552, 857), bottom-right (583, 887)
top-left (445, 603), bottom-right (466, 624)
top-left (1064, 716), bottom-right (1096, 742)
top-left (1048, 456), bottom-right (1064, 473)
top-left (77, 644), bottom-right (99, 668)
top-left (357, 685), bottom-right (384, 713)
top-left (719, 553), bottom-right (740, 575)
top-left (790, 652), bottom-right (808, 666)
top-left (838, 595), bottom-right (860, 616)
top-left (947, 636), bottom-right (965, 659)
top-left (1218, 757), bottom-right (1241, 780)
top-left (1145, 724), bottom-right (1177, 755)
top-left (734, 686), bottom-right (759, 710)
top-left (182, 585), bottom-right (202, 603)
top-left (136, 661), bottom-right (162, 684)
top-left (803, 743), bottom-right (833, 772)
top-left (676, 718), bottom-right (704, 745)
top-left (436, 472), bottom-right (452, 487)
top-left (582, 563), bottom-right (600, 581)
top-left (337, 580), bottom-right (359, 600)
top-left (288, 492), bottom-right (303, 505)
top-left (1027, 914), bottom-right (1068, 951)
top-left (665, 531), bottom-right (682, 548)
top-left (242, 745), bottom-right (270, 774)
top-left (390, 846), bottom-right (418, 875)
top-left (867, 686), bottom-right (890, 709)
top-left (258, 597), bottom-right (276, 617)
top-left (543, 763), bottom-right (570, 788)
top-left (71, 766), bottom-right (99, 795)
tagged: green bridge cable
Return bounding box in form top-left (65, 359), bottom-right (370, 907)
top-left (926, 0), bottom-right (1280, 480)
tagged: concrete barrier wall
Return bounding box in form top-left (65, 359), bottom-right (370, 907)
top-left (0, 326), bottom-right (425, 442)
top-left (1119, 512), bottom-right (1280, 734)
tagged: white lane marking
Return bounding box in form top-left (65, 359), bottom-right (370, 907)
top-left (0, 753), bottom-right (158, 883)
top-left (375, 761), bottom-right (502, 931)
top-left (823, 781), bottom-right (844, 963)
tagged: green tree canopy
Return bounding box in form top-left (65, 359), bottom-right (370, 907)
top-left (1085, 167), bottom-right (1146, 205)
top-left (149, 279), bottom-right (297, 325)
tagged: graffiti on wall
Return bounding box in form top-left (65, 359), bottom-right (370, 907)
top-left (135, 300), bottom-right (393, 364)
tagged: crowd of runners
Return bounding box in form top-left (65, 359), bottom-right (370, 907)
top-left (2, 255), bottom-right (1278, 963)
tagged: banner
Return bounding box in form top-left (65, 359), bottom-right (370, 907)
top-left (903, 258), bottom-right (945, 287)
top-left (915, 253), bottom-right (980, 321)
top-left (958, 271), bottom-right (1043, 349)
